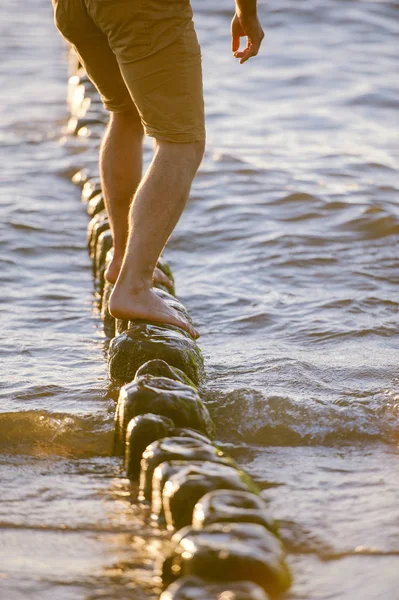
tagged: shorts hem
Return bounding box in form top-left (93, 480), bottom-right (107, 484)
top-left (145, 128), bottom-right (206, 143)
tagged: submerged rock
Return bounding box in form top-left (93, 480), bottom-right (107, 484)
top-left (114, 376), bottom-right (213, 450)
top-left (160, 576), bottom-right (270, 600)
top-left (108, 324), bottom-right (204, 385)
top-left (135, 359), bottom-right (196, 388)
top-left (139, 438), bottom-right (226, 502)
top-left (124, 413), bottom-right (174, 477)
top-left (162, 523), bottom-right (291, 595)
top-left (163, 462), bottom-right (258, 531)
top-left (192, 489), bottom-right (278, 535)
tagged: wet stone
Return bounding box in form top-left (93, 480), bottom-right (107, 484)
top-left (152, 459), bottom-right (233, 525)
top-left (163, 462), bottom-right (258, 531)
top-left (192, 489), bottom-right (278, 536)
top-left (81, 177), bottom-right (102, 203)
top-left (108, 324), bottom-right (204, 385)
top-left (162, 523), bottom-right (291, 595)
top-left (101, 280), bottom-right (115, 338)
top-left (157, 256), bottom-right (175, 292)
top-left (114, 376), bottom-right (213, 451)
top-left (135, 359), bottom-right (196, 388)
top-left (124, 413), bottom-right (174, 477)
top-left (87, 210), bottom-right (109, 261)
top-left (87, 192), bottom-right (105, 218)
top-left (95, 229), bottom-right (113, 285)
top-left (139, 438), bottom-right (225, 503)
top-left (160, 576), bottom-right (270, 600)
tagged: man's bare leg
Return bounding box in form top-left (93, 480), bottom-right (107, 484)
top-left (100, 111), bottom-right (173, 291)
top-left (109, 139), bottom-right (205, 338)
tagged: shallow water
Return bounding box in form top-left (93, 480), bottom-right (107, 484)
top-left (0, 0), bottom-right (398, 598)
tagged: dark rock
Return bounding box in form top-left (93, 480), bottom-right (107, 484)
top-left (162, 523), bottom-right (291, 595)
top-left (139, 438), bottom-right (226, 503)
top-left (114, 376), bottom-right (213, 450)
top-left (163, 463), bottom-right (258, 531)
top-left (123, 413), bottom-right (175, 477)
top-left (151, 459), bottom-right (235, 525)
top-left (87, 192), bottom-right (105, 217)
top-left (101, 280), bottom-right (115, 338)
top-left (192, 489), bottom-right (278, 535)
top-left (108, 324), bottom-right (204, 385)
top-left (160, 576), bottom-right (270, 600)
top-left (135, 359), bottom-right (196, 388)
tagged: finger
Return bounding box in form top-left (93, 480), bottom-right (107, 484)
top-left (231, 35), bottom-right (240, 53)
top-left (240, 42), bottom-right (260, 64)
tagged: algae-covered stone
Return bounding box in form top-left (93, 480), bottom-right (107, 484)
top-left (163, 462), bottom-right (258, 531)
top-left (135, 359), bottom-right (196, 388)
top-left (101, 280), bottom-right (115, 338)
top-left (192, 489), bottom-right (278, 535)
top-left (108, 324), bottom-right (204, 384)
top-left (124, 413), bottom-right (174, 477)
top-left (160, 576), bottom-right (270, 600)
top-left (162, 523), bottom-right (291, 595)
top-left (139, 438), bottom-right (225, 502)
top-left (114, 376), bottom-right (213, 449)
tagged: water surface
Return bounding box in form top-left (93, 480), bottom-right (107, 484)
top-left (1, 1), bottom-right (398, 598)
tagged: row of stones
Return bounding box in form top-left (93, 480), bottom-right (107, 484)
top-left (67, 53), bottom-right (291, 600)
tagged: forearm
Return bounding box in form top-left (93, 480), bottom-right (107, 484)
top-left (235, 0), bottom-right (257, 17)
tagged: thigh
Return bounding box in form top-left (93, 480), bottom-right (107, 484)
top-left (52, 0), bottom-right (135, 112)
top-left (86, 0), bottom-right (206, 142)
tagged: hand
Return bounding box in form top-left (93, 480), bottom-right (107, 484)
top-left (231, 12), bottom-right (264, 64)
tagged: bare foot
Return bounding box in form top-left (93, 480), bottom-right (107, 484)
top-left (105, 258), bottom-right (174, 292)
top-left (109, 286), bottom-right (199, 339)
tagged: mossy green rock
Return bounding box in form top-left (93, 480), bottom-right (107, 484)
top-left (114, 375), bottom-right (213, 451)
top-left (124, 413), bottom-right (174, 478)
top-left (160, 576), bottom-right (270, 600)
top-left (162, 523), bottom-right (291, 595)
top-left (163, 462), bottom-right (259, 531)
top-left (139, 437), bottom-right (225, 502)
top-left (192, 489), bottom-right (278, 536)
top-left (108, 324), bottom-right (204, 385)
top-left (95, 229), bottom-right (113, 289)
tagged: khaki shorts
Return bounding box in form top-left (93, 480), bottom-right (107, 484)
top-left (53, 0), bottom-right (205, 143)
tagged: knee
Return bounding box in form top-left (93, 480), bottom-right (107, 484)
top-left (157, 139), bottom-right (205, 173)
top-left (109, 110), bottom-right (144, 137)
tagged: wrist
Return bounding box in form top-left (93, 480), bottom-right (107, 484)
top-left (235, 1), bottom-right (257, 19)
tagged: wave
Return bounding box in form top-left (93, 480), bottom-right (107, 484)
top-left (205, 389), bottom-right (398, 446)
top-left (0, 411), bottom-right (113, 457)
